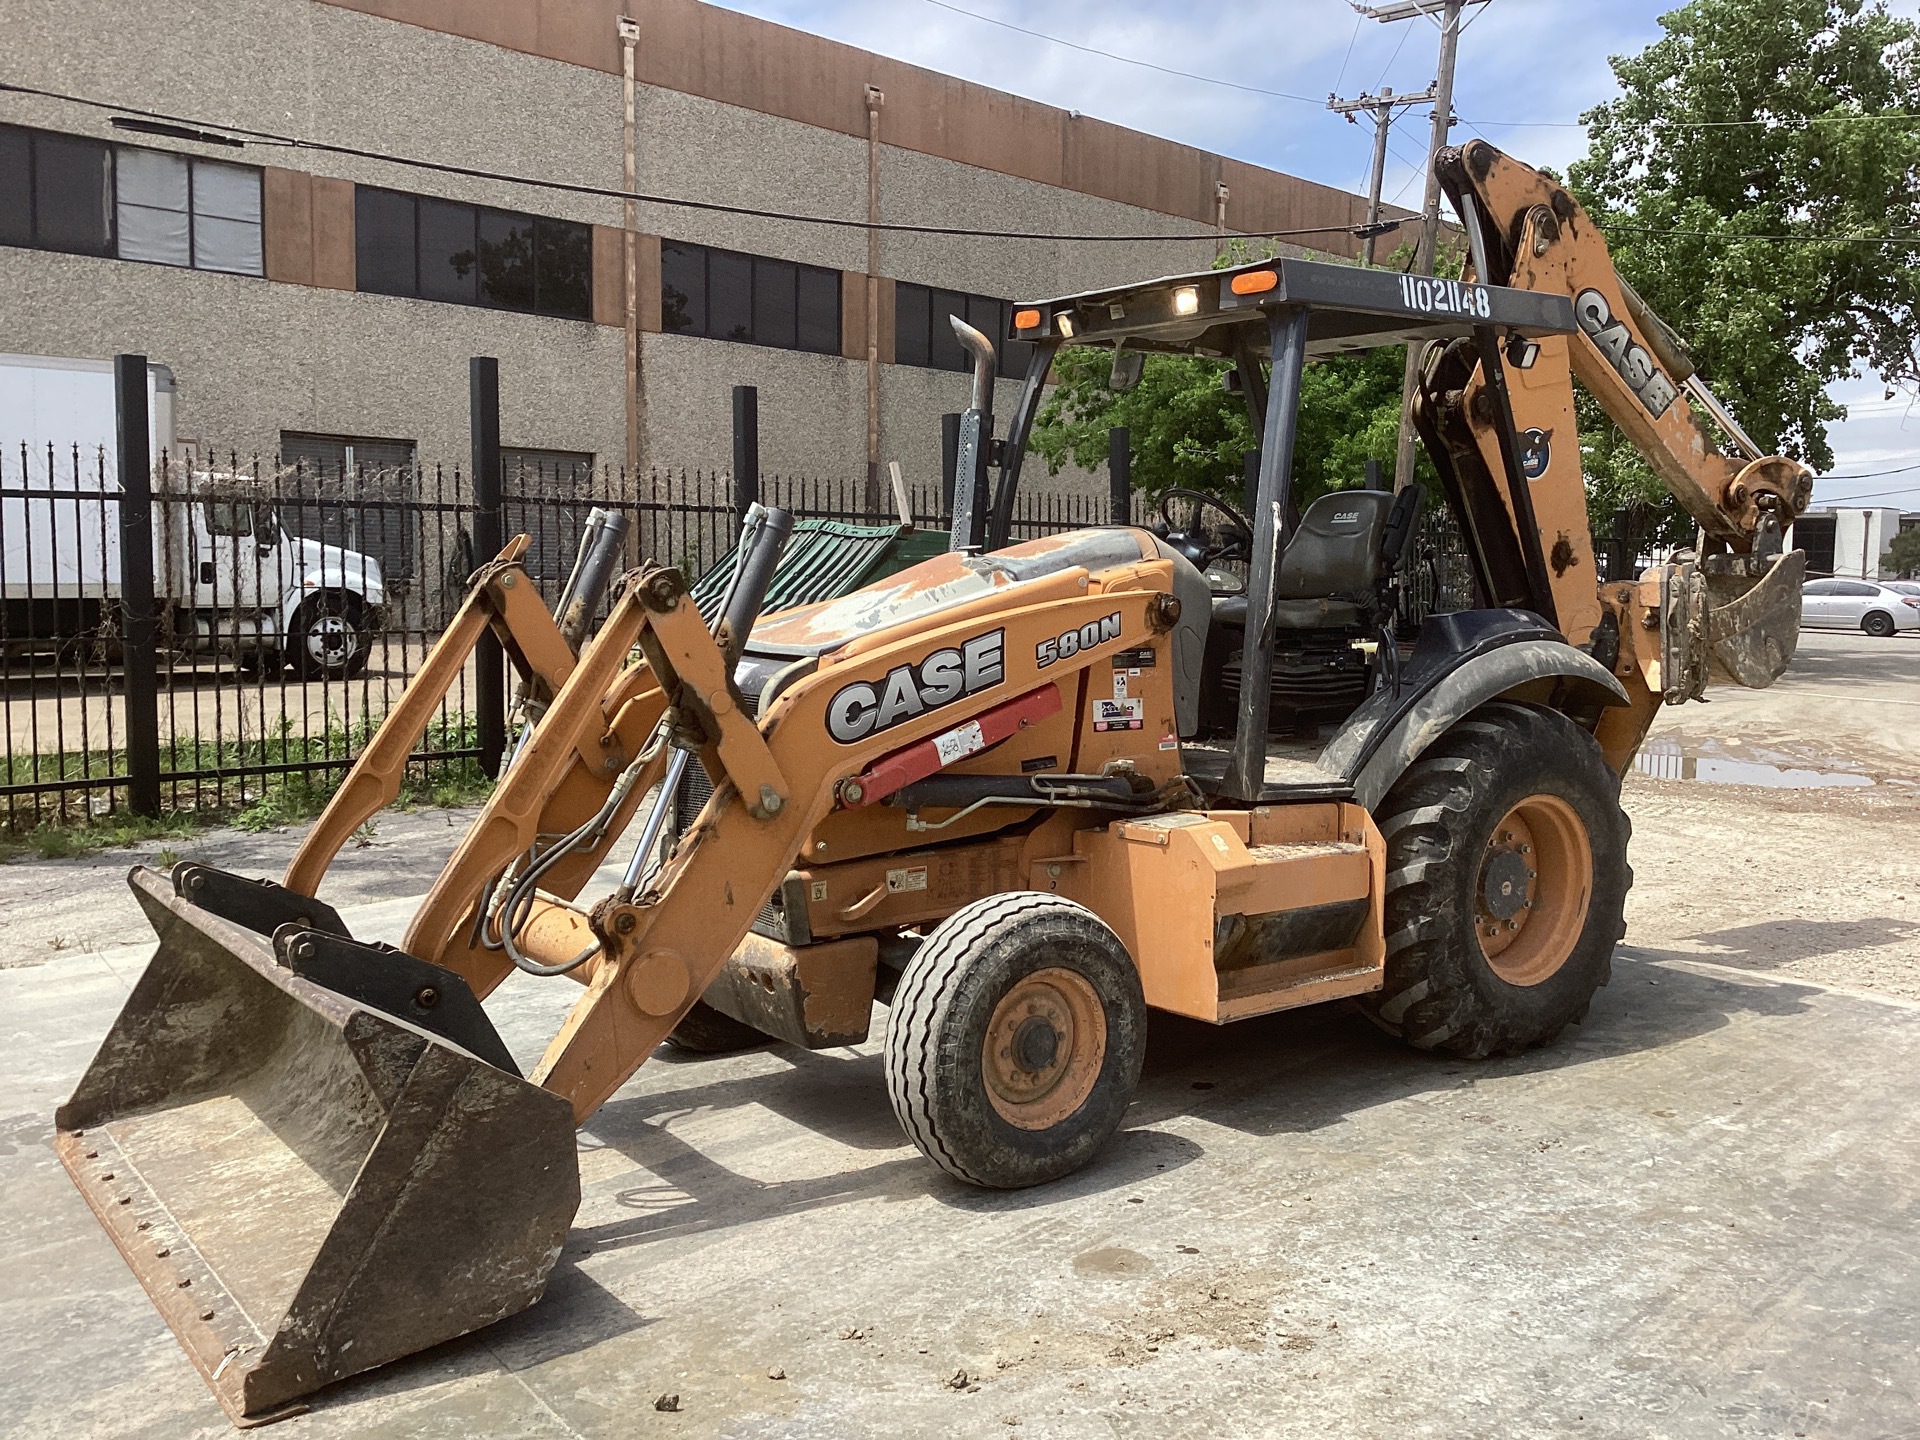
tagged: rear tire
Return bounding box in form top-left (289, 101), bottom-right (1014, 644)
top-left (663, 1000), bottom-right (768, 1055)
top-left (1863, 611), bottom-right (1896, 638)
top-left (885, 893), bottom-right (1146, 1189)
top-left (1356, 702), bottom-right (1630, 1059)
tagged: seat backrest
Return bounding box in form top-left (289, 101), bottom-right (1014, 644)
top-left (1275, 490), bottom-right (1396, 600)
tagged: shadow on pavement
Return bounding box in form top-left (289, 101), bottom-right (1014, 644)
top-left (1678, 916), bottom-right (1918, 968)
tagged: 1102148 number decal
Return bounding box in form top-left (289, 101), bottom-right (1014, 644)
top-left (1036, 612), bottom-right (1122, 669)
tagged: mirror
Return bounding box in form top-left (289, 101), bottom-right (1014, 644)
top-left (1108, 347), bottom-right (1145, 393)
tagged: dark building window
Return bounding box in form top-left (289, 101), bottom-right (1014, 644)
top-left (660, 241), bottom-right (840, 355)
top-left (0, 124), bottom-right (264, 274)
top-left (0, 123), bottom-right (114, 257)
top-left (353, 186), bottom-right (592, 320)
top-left (894, 283), bottom-right (1033, 377)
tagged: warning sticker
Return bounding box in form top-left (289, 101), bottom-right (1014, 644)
top-left (1158, 732), bottom-right (1179, 751)
top-left (1092, 697), bottom-right (1144, 732)
top-left (1111, 672), bottom-right (1129, 701)
top-left (932, 720), bottom-right (986, 767)
top-left (886, 866), bottom-right (929, 894)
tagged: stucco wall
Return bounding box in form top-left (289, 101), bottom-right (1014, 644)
top-left (6, 0), bottom-right (1354, 499)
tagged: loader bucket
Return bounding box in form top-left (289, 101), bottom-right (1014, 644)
top-left (55, 867), bottom-right (580, 1425)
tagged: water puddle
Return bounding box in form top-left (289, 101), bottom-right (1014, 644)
top-left (1634, 737), bottom-right (1917, 790)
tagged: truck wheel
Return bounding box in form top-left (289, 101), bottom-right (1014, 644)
top-left (291, 592), bottom-right (372, 679)
top-left (1862, 611), bottom-right (1896, 638)
top-left (1358, 702), bottom-right (1630, 1059)
top-left (885, 893), bottom-right (1146, 1189)
top-left (663, 1000), bottom-right (767, 1055)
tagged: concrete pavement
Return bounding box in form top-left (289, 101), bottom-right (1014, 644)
top-left (4, 882), bottom-right (1918, 1438)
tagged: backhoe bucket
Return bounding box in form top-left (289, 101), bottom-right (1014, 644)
top-left (55, 867), bottom-right (580, 1425)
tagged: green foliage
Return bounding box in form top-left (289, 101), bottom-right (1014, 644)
top-left (1568, 0), bottom-right (1920, 472)
top-left (1883, 525), bottom-right (1920, 578)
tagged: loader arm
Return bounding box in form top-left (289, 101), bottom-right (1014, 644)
top-left (1418, 139), bottom-right (1813, 766)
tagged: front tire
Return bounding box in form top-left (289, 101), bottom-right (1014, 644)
top-left (1863, 611), bottom-right (1896, 638)
top-left (885, 893), bottom-right (1146, 1189)
top-left (290, 592), bottom-right (372, 679)
top-left (1357, 702), bottom-right (1630, 1059)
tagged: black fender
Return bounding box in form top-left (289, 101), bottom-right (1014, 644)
top-left (1321, 609), bottom-right (1630, 811)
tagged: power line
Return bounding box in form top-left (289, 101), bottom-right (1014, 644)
top-left (0, 80), bottom-right (1374, 247)
top-left (916, 0), bottom-right (1323, 103)
top-left (7, 81), bottom-right (1914, 252)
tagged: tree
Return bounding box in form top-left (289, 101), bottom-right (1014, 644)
top-left (1884, 525), bottom-right (1920, 578)
top-left (1027, 242), bottom-right (1437, 511)
top-left (1569, 0), bottom-right (1920, 481)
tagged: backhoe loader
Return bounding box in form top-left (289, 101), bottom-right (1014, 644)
top-left (57, 141), bottom-right (1810, 1424)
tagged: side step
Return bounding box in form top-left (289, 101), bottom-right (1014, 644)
top-left (1032, 803), bottom-right (1386, 1023)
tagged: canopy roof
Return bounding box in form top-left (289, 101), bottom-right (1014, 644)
top-left (1011, 255), bottom-right (1577, 361)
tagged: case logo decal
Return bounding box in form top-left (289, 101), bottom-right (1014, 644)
top-left (826, 630), bottom-right (1004, 744)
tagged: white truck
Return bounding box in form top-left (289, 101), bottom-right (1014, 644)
top-left (0, 353), bottom-right (385, 678)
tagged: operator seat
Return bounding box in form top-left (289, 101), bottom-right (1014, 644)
top-left (1199, 485), bottom-right (1424, 735)
top-left (1270, 489), bottom-right (1405, 629)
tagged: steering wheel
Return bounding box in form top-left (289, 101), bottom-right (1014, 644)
top-left (1156, 487), bottom-right (1254, 570)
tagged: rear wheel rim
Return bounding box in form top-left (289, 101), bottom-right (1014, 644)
top-left (981, 967), bottom-right (1106, 1130)
top-left (1474, 793), bottom-right (1593, 987)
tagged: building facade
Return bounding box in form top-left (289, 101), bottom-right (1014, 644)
top-left (5, 0), bottom-right (1396, 497)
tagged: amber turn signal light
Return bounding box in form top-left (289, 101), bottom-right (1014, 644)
top-left (1229, 270), bottom-right (1278, 296)
top-left (1013, 308), bottom-right (1042, 330)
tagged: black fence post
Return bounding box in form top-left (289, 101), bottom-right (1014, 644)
top-left (732, 385), bottom-right (759, 529)
top-left (1365, 458), bottom-right (1383, 490)
top-left (116, 355), bottom-right (162, 818)
top-left (1107, 426), bottom-right (1131, 525)
top-left (940, 412), bottom-right (961, 520)
top-left (470, 357), bottom-right (506, 778)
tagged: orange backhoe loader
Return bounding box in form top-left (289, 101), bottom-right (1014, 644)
top-left (56, 141), bottom-right (1810, 1424)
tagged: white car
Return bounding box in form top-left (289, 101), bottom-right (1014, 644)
top-left (1800, 578), bottom-right (1920, 636)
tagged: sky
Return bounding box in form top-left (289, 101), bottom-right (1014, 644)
top-left (715, 0), bottom-right (1920, 512)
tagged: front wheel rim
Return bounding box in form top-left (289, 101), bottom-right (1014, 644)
top-left (306, 614), bottom-right (354, 667)
top-left (981, 967), bottom-right (1107, 1130)
top-left (1474, 793), bottom-right (1594, 986)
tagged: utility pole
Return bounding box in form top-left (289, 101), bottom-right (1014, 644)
top-left (1325, 82), bottom-right (1437, 266)
top-left (1351, 0), bottom-right (1484, 491)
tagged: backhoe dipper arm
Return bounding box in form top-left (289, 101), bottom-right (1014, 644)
top-left (1438, 140), bottom-right (1813, 548)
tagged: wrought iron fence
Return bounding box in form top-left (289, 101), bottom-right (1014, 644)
top-left (0, 443), bottom-right (1136, 829)
top-left (0, 432), bottom-right (1672, 831)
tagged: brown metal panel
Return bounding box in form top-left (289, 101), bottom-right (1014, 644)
top-left (309, 176), bottom-right (356, 291)
top-left (591, 223), bottom-right (624, 328)
top-left (635, 232), bottom-right (662, 332)
top-left (1063, 114), bottom-right (1218, 226)
top-left (535, 0), bottom-right (621, 72)
top-left (874, 275), bottom-right (895, 366)
top-left (261, 167), bottom-right (313, 286)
